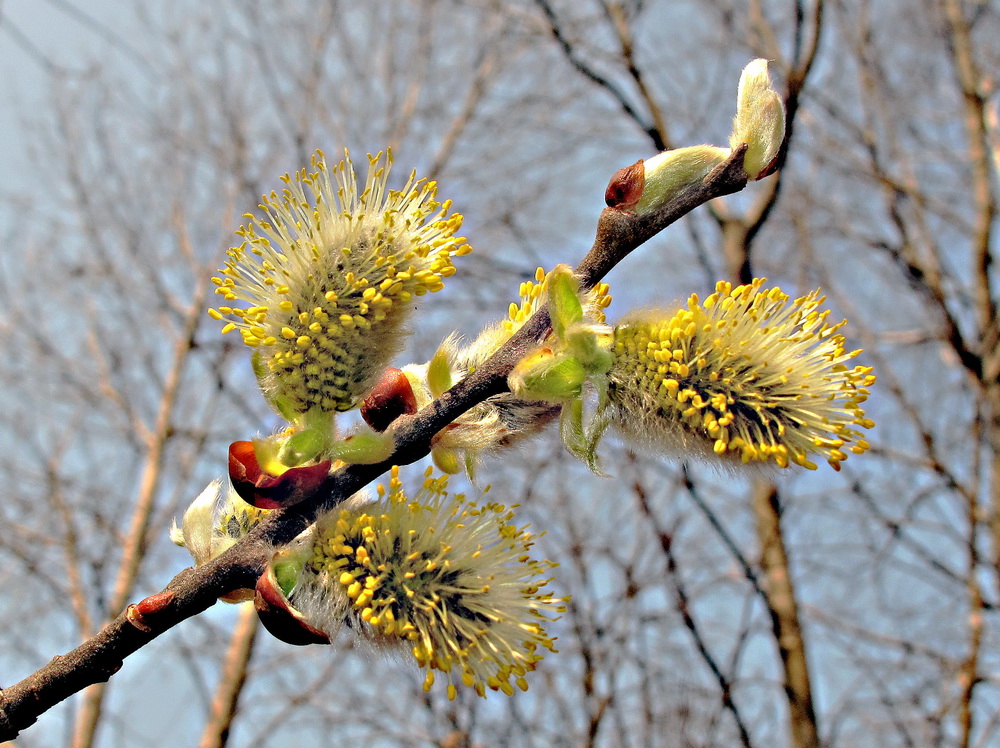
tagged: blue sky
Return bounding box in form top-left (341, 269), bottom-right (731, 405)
top-left (0, 0), bottom-right (135, 183)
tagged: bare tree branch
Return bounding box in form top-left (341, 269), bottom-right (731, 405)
top-left (633, 477), bottom-right (755, 748)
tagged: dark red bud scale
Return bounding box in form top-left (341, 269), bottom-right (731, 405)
top-left (604, 159), bottom-right (645, 210)
top-left (361, 368), bottom-right (418, 432)
top-left (228, 440), bottom-right (331, 509)
top-left (254, 563), bottom-right (330, 646)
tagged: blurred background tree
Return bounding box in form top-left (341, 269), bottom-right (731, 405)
top-left (0, 0), bottom-right (997, 746)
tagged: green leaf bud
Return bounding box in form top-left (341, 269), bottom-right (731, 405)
top-left (729, 59), bottom-right (785, 179)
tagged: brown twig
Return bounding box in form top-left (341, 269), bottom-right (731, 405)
top-left (633, 476), bottom-right (755, 747)
top-left (0, 147), bottom-right (749, 742)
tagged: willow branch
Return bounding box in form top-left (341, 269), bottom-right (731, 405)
top-left (0, 147), bottom-right (749, 742)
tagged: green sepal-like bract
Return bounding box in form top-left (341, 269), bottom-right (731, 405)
top-left (548, 265), bottom-right (584, 340)
top-left (329, 428), bottom-right (395, 465)
top-left (431, 446), bottom-right (463, 475)
top-left (510, 351), bottom-right (588, 403)
top-left (277, 427), bottom-right (328, 467)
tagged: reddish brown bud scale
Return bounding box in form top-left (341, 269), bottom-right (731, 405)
top-left (229, 440), bottom-right (263, 486)
top-left (125, 591), bottom-right (178, 632)
top-left (228, 440), bottom-right (331, 509)
top-left (254, 563), bottom-right (330, 646)
top-left (135, 591), bottom-right (176, 617)
top-left (605, 159), bottom-right (645, 209)
top-left (361, 367), bottom-right (418, 432)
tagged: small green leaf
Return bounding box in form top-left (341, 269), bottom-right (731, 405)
top-left (548, 266), bottom-right (584, 339)
top-left (330, 430), bottom-right (395, 465)
top-left (560, 398), bottom-right (585, 455)
top-left (278, 428), bottom-right (326, 466)
top-left (273, 559), bottom-right (303, 597)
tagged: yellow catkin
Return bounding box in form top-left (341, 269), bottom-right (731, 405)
top-left (608, 278), bottom-right (874, 470)
top-left (207, 150), bottom-right (469, 415)
top-left (296, 466), bottom-right (564, 699)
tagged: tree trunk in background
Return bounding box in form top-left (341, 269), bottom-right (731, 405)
top-left (199, 605), bottom-right (260, 748)
top-left (752, 480), bottom-right (820, 748)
